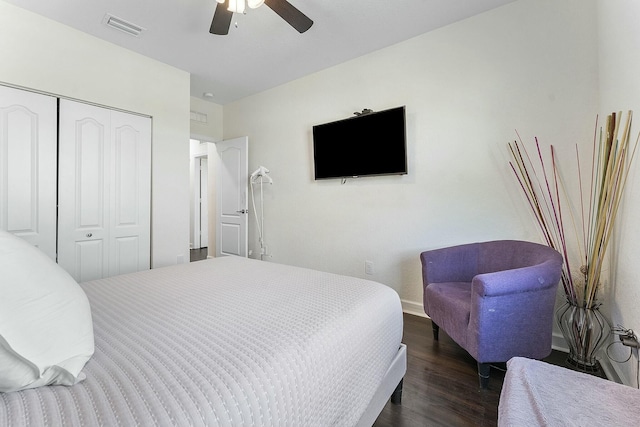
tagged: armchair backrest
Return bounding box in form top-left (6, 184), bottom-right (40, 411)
top-left (475, 240), bottom-right (562, 276)
top-left (421, 240), bottom-right (563, 286)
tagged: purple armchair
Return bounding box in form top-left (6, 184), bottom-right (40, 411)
top-left (420, 240), bottom-right (563, 389)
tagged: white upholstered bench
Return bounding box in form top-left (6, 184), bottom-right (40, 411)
top-left (498, 357), bottom-right (640, 426)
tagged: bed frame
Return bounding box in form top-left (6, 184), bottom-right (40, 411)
top-left (357, 344), bottom-right (407, 426)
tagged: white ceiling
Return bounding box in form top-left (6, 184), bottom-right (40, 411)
top-left (6, 0), bottom-right (517, 105)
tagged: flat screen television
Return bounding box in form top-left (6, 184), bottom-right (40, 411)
top-left (312, 106), bottom-right (407, 180)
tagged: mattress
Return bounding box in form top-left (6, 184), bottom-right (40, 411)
top-left (498, 357), bottom-right (640, 426)
top-left (0, 256), bottom-right (404, 426)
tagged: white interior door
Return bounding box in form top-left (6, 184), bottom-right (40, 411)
top-left (200, 157), bottom-right (209, 248)
top-left (0, 85), bottom-right (57, 260)
top-left (191, 150), bottom-right (201, 250)
top-left (58, 99), bottom-right (150, 281)
top-left (216, 137), bottom-right (248, 257)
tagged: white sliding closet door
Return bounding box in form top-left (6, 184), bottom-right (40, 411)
top-left (0, 85), bottom-right (57, 260)
top-left (58, 99), bottom-right (151, 282)
top-left (109, 110), bottom-right (152, 276)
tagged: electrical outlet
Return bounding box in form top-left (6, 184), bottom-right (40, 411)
top-left (365, 260), bottom-right (374, 275)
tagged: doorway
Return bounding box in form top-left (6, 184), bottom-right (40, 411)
top-left (190, 138), bottom-right (211, 261)
top-left (189, 136), bottom-right (248, 262)
top-left (193, 156), bottom-right (209, 249)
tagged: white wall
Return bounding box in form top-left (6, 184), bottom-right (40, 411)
top-left (0, 1), bottom-right (191, 267)
top-left (224, 0), bottom-right (599, 314)
top-left (598, 0), bottom-right (640, 387)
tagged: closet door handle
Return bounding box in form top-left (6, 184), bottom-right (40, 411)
top-left (236, 209), bottom-right (248, 214)
top-left (86, 232), bottom-right (93, 238)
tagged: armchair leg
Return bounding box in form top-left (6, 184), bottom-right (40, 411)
top-left (478, 362), bottom-right (490, 389)
top-left (431, 321), bottom-right (440, 341)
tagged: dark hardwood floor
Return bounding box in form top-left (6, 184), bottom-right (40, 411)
top-left (190, 247), bottom-right (208, 262)
top-left (374, 313), bottom-right (567, 427)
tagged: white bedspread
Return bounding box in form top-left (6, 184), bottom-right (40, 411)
top-left (0, 257), bottom-right (403, 426)
top-left (499, 357), bottom-right (640, 426)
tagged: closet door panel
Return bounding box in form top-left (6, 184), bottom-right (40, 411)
top-left (58, 99), bottom-right (110, 282)
top-left (0, 86), bottom-right (57, 260)
top-left (6, 109), bottom-right (37, 231)
top-left (114, 236), bottom-right (140, 275)
top-left (76, 240), bottom-right (105, 282)
top-left (110, 110), bottom-right (151, 276)
top-left (77, 118), bottom-right (107, 229)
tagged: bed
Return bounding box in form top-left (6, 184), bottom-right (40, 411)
top-left (0, 247), bottom-right (406, 427)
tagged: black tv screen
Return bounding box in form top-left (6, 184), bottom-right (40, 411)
top-left (312, 106), bottom-right (407, 180)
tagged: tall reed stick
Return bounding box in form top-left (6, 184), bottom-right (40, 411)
top-left (509, 112), bottom-right (638, 308)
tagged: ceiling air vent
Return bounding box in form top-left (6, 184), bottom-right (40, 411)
top-left (190, 111), bottom-right (208, 123)
top-left (103, 14), bottom-right (145, 37)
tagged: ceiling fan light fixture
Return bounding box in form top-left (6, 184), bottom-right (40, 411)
top-left (227, 0), bottom-right (246, 13)
top-left (247, 0), bottom-right (265, 8)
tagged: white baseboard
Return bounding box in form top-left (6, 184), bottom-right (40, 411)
top-left (551, 332), bottom-right (569, 353)
top-left (401, 299), bottom-right (427, 318)
top-left (601, 358), bottom-right (622, 383)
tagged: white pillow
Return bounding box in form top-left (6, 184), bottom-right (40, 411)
top-left (0, 230), bottom-right (94, 392)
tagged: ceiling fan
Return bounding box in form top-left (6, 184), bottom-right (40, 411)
top-left (210, 0), bottom-right (313, 35)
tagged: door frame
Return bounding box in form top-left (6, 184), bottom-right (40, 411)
top-left (199, 157), bottom-right (209, 248)
top-left (191, 153), bottom-right (204, 249)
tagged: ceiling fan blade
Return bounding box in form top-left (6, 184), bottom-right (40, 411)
top-left (264, 0), bottom-right (313, 33)
top-left (210, 1), bottom-right (233, 35)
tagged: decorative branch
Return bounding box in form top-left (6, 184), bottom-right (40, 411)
top-left (509, 111), bottom-right (637, 308)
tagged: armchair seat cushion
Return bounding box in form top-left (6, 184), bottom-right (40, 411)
top-left (424, 282), bottom-right (471, 347)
